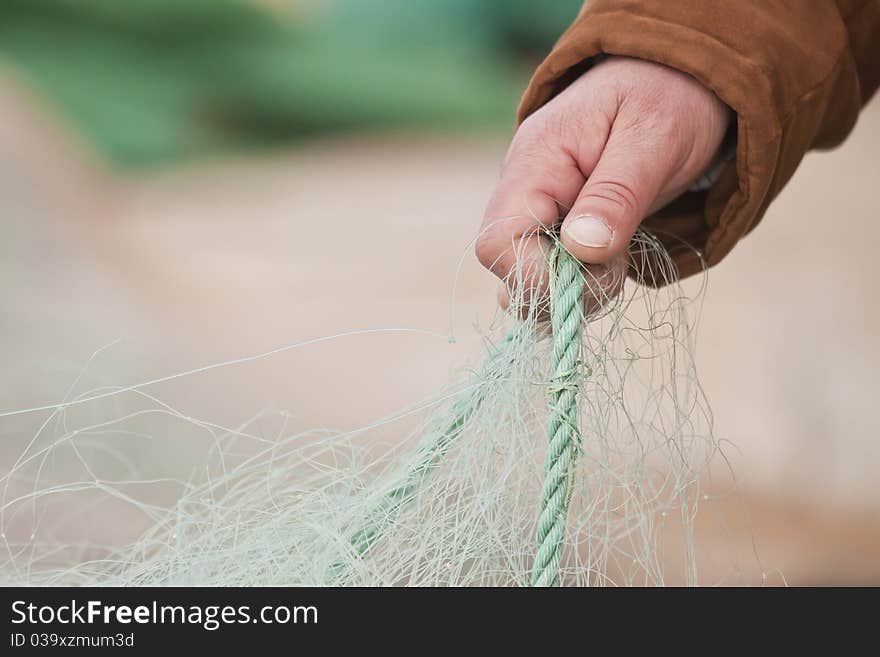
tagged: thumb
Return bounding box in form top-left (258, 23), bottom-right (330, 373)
top-left (560, 127), bottom-right (670, 265)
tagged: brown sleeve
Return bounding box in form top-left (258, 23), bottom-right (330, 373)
top-left (519, 0), bottom-right (880, 279)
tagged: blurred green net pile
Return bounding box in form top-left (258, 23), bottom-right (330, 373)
top-left (0, 0), bottom-right (580, 166)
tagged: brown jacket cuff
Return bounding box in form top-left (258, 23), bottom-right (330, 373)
top-left (518, 1), bottom-right (865, 280)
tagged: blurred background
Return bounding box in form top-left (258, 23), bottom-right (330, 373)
top-left (1, 1), bottom-right (878, 584)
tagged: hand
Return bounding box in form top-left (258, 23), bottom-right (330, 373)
top-left (477, 56), bottom-right (731, 314)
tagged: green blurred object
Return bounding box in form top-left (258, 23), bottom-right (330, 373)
top-left (0, 0), bottom-right (581, 167)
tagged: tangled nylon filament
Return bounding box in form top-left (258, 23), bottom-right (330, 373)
top-left (1, 231), bottom-right (732, 586)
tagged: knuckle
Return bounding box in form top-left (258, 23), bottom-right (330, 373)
top-left (504, 136), bottom-right (547, 172)
top-left (587, 178), bottom-right (641, 217)
top-left (629, 83), bottom-right (667, 116)
top-left (504, 113), bottom-right (560, 170)
top-left (474, 231), bottom-right (502, 271)
top-left (516, 110), bottom-right (546, 138)
top-left (619, 89), bottom-right (696, 162)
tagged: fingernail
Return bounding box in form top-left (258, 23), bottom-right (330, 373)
top-left (564, 215), bottom-right (612, 248)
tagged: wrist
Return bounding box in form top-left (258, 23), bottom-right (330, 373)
top-left (690, 110), bottom-right (736, 192)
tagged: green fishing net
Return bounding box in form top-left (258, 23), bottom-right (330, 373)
top-left (0, 233), bottom-right (730, 586)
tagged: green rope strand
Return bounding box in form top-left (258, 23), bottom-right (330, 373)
top-left (531, 246), bottom-right (585, 586)
top-left (326, 329), bottom-right (521, 582)
top-left (329, 246), bottom-right (586, 587)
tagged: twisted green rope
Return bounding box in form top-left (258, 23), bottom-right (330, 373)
top-left (531, 246), bottom-right (584, 586)
top-left (330, 246), bottom-right (585, 587)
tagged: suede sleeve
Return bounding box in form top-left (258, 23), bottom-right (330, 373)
top-left (519, 0), bottom-right (880, 279)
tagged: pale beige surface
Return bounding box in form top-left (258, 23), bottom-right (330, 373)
top-left (1, 75), bottom-right (878, 584)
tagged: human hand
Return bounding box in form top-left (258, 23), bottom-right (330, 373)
top-left (477, 56), bottom-right (731, 314)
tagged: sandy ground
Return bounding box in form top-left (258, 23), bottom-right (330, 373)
top-left (1, 73), bottom-right (878, 584)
